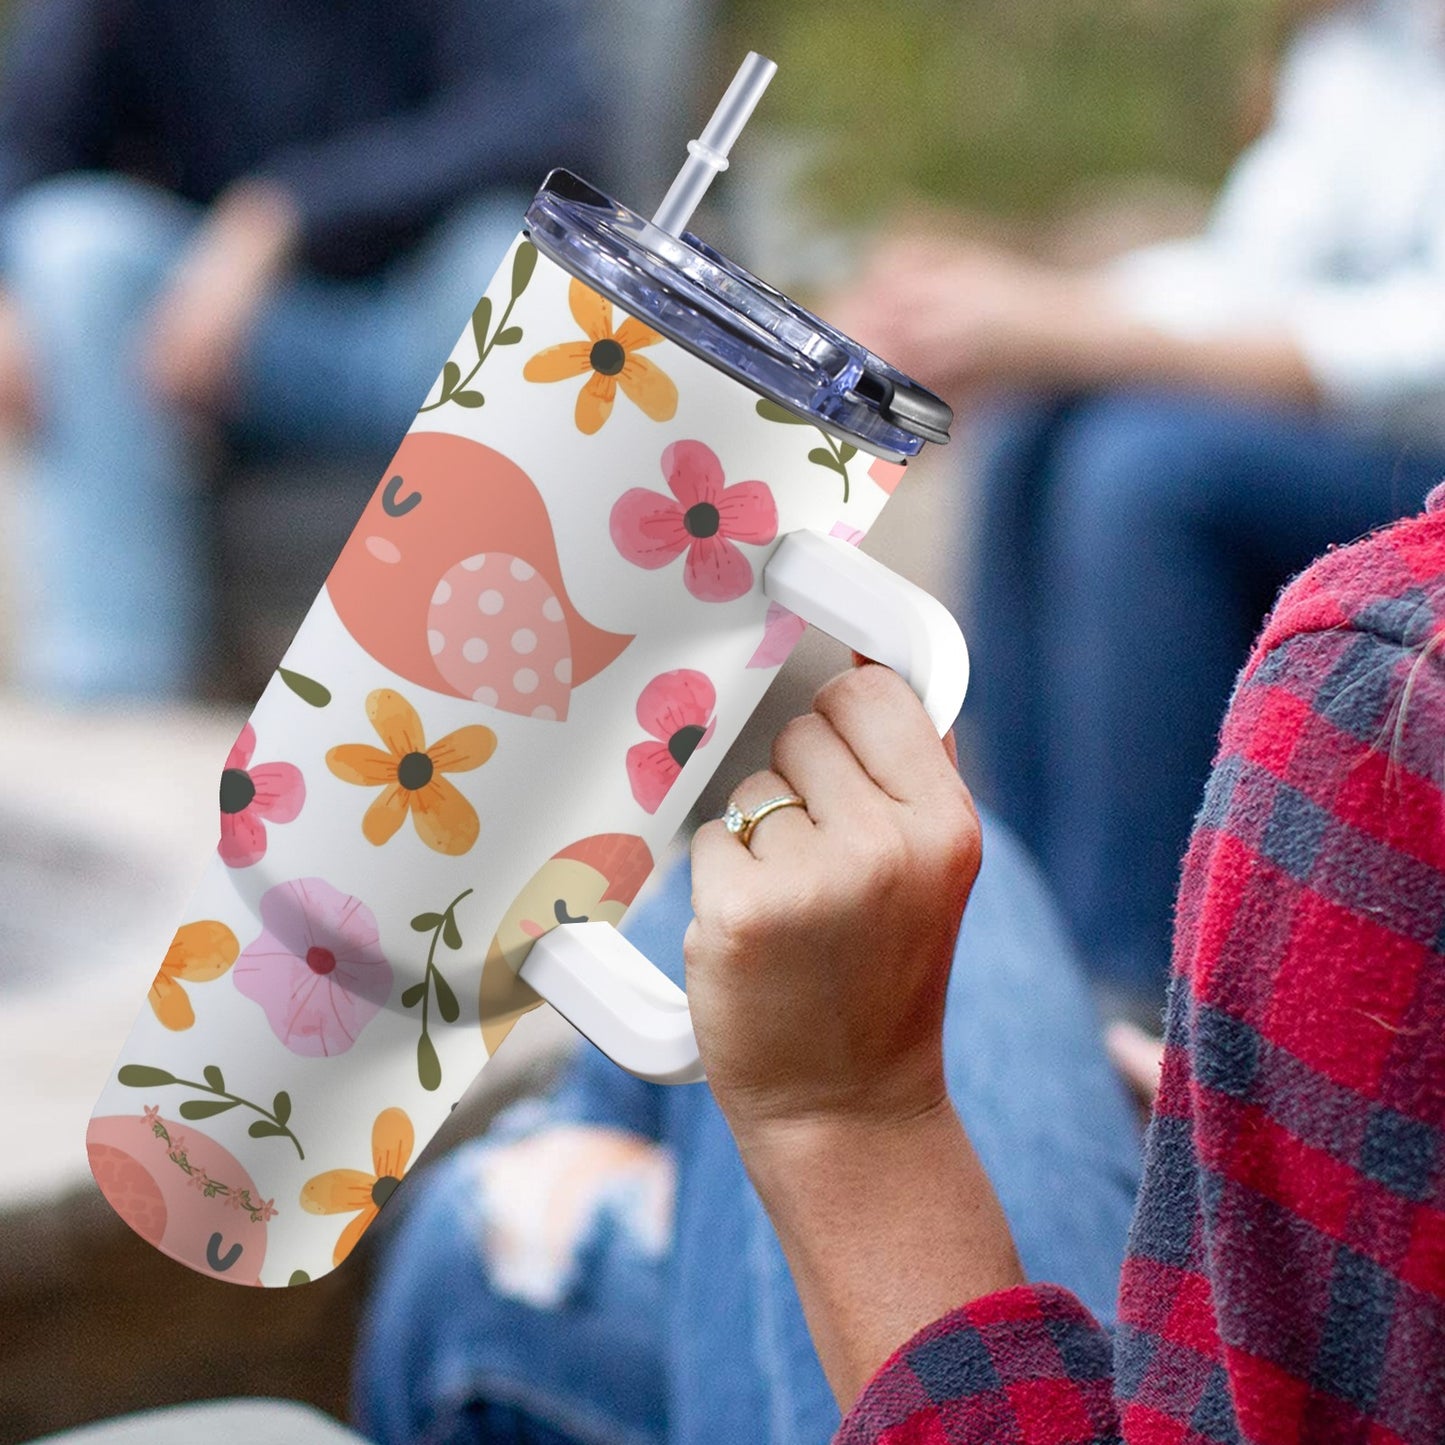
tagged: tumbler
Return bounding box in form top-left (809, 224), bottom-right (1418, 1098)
top-left (88, 55), bottom-right (968, 1286)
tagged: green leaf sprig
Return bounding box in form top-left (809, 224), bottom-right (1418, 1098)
top-left (755, 398), bottom-right (857, 502)
top-left (419, 242), bottom-right (538, 414)
top-left (402, 888), bottom-right (471, 1091)
top-left (118, 1063), bottom-right (304, 1159)
top-left (277, 667), bottom-right (331, 708)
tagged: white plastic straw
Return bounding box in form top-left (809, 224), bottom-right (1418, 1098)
top-left (651, 51), bottom-right (777, 236)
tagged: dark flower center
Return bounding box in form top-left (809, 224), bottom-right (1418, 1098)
top-left (306, 946), bottom-right (336, 975)
top-left (668, 724), bottom-right (706, 768)
top-left (219, 768), bottom-right (256, 815)
top-left (397, 751), bottom-right (434, 790)
top-left (683, 502), bottom-right (721, 539)
top-left (371, 1175), bottom-right (400, 1208)
top-left (589, 338), bottom-right (626, 376)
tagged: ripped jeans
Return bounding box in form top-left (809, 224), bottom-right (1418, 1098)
top-left (352, 813), bottom-right (1144, 1445)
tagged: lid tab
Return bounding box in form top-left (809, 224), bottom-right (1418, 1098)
top-left (525, 170), bottom-right (952, 462)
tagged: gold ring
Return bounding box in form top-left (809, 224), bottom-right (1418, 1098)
top-left (722, 793), bottom-right (807, 848)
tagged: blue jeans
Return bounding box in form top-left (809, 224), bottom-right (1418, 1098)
top-left (1, 172), bottom-right (524, 700)
top-left (963, 390), bottom-right (1445, 1007)
top-left (353, 812), bottom-right (1143, 1445)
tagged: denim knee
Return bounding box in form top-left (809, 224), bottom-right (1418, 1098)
top-left (1047, 390), bottom-right (1238, 547)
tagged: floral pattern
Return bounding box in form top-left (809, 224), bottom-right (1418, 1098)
top-left (146, 1109), bottom-right (277, 1223)
top-left (300, 1107), bottom-right (414, 1267)
top-left (94, 237), bottom-right (926, 1288)
top-left (326, 689), bottom-right (496, 855)
top-left (147, 920), bottom-right (240, 1032)
top-left (117, 1061), bottom-right (304, 1158)
top-left (626, 670), bottom-right (716, 814)
top-left (611, 440), bottom-right (778, 603)
top-left (523, 278), bottom-right (677, 435)
top-left (217, 722), bottom-right (305, 868)
top-left (233, 878), bottom-right (393, 1059)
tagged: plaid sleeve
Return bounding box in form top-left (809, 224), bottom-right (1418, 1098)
top-left (839, 513), bottom-right (1445, 1445)
top-left (834, 1285), bottom-right (1121, 1445)
top-left (1140, 603), bottom-right (1445, 1444)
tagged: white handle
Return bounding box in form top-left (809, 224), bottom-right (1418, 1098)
top-left (518, 922), bottom-right (705, 1084)
top-left (520, 528), bottom-right (969, 1084)
top-left (763, 529), bottom-right (969, 735)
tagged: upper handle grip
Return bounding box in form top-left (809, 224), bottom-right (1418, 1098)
top-left (762, 529), bottom-right (969, 736)
top-left (518, 527), bottom-right (970, 1083)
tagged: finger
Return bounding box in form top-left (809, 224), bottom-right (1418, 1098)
top-left (720, 766), bottom-right (815, 861)
top-left (813, 664), bottom-right (961, 804)
top-left (1105, 1022), bottom-right (1165, 1106)
top-left (853, 654), bottom-right (963, 772)
top-left (772, 711), bottom-right (890, 830)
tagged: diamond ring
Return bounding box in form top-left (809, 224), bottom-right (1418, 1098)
top-left (722, 793), bottom-right (808, 848)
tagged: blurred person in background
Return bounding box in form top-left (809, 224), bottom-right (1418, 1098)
top-left (838, 0), bottom-right (1445, 1011)
top-left (0, 0), bottom-right (600, 702)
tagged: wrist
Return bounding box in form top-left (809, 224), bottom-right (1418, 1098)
top-left (732, 1095), bottom-right (1025, 1409)
top-left (712, 1048), bottom-right (951, 1174)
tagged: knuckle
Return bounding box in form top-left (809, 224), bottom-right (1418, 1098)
top-left (735, 767), bottom-right (781, 807)
top-left (705, 891), bottom-right (771, 953)
top-left (923, 794), bottom-right (983, 886)
top-left (844, 816), bottom-right (910, 882)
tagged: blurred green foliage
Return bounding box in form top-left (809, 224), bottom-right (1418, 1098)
top-left (722, 0), bottom-right (1291, 220)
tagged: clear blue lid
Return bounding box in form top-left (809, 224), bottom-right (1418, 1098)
top-left (524, 170), bottom-right (952, 462)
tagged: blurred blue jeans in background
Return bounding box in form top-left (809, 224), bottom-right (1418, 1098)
top-left (353, 813), bottom-right (1143, 1445)
top-left (964, 390), bottom-right (1445, 1009)
top-left (1, 172), bottom-right (523, 701)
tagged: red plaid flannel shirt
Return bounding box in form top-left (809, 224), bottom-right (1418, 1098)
top-left (837, 500), bottom-right (1445, 1444)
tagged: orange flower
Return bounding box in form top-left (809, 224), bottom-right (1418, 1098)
top-left (148, 920), bottom-right (239, 1031)
top-left (300, 1107), bottom-right (413, 1266)
top-left (326, 689), bottom-right (496, 856)
top-left (523, 278), bottom-right (678, 435)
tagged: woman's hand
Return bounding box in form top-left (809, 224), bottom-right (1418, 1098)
top-left (828, 231), bottom-right (1317, 408)
top-left (141, 180), bottom-right (300, 416)
top-left (827, 237), bottom-right (1099, 402)
top-left (685, 661), bottom-right (979, 1144)
top-left (684, 664), bottom-right (1023, 1410)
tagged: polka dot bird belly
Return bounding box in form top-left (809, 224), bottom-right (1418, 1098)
top-left (429, 553), bottom-right (573, 720)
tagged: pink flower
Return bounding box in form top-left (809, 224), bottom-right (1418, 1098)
top-left (626, 670), bottom-right (717, 814)
top-left (747, 602), bottom-right (808, 670)
top-left (233, 878), bottom-right (393, 1057)
top-left (610, 440), bottom-right (778, 603)
top-left (748, 522), bottom-right (865, 669)
top-left (218, 722), bottom-right (306, 869)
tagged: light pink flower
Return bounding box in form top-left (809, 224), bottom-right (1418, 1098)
top-left (233, 878), bottom-right (393, 1057)
top-left (747, 522), bottom-right (865, 669)
top-left (626, 670), bottom-right (717, 814)
top-left (610, 440), bottom-right (778, 603)
top-left (747, 602), bottom-right (808, 670)
top-left (218, 722), bottom-right (305, 869)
